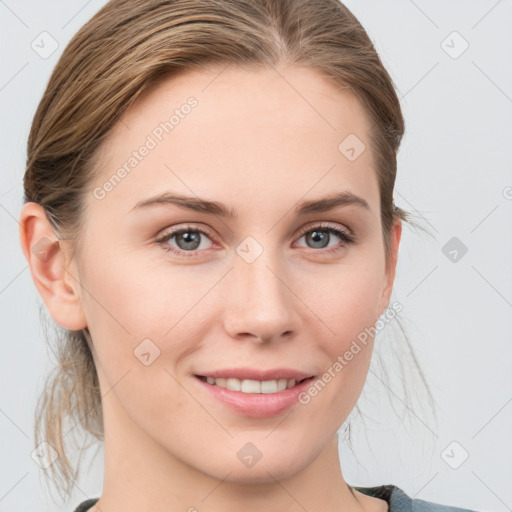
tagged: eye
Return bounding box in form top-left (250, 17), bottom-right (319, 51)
top-left (155, 225), bottom-right (215, 258)
top-left (155, 222), bottom-right (356, 258)
top-left (294, 223), bottom-right (355, 254)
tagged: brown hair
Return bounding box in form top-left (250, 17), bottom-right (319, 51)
top-left (24, 0), bottom-right (434, 502)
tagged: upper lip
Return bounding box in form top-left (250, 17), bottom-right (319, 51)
top-left (195, 368), bottom-right (315, 381)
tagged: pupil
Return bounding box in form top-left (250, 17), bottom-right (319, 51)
top-left (308, 230), bottom-right (328, 248)
top-left (178, 231), bottom-right (200, 250)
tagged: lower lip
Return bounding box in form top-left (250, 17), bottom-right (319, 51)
top-left (194, 376), bottom-right (316, 418)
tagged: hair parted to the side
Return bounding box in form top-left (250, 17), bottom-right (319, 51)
top-left (24, 0), bottom-right (436, 502)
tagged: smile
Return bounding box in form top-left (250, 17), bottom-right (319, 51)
top-left (195, 375), bottom-right (314, 394)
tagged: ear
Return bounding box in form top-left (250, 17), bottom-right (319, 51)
top-left (377, 218), bottom-right (402, 316)
top-left (19, 202), bottom-right (87, 331)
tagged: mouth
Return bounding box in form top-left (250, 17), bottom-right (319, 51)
top-left (194, 375), bottom-right (315, 394)
top-left (193, 371), bottom-right (318, 418)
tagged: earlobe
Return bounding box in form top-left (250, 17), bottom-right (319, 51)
top-left (378, 218), bottom-right (402, 316)
top-left (19, 202), bottom-right (87, 331)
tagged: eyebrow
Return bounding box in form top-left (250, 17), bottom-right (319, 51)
top-left (130, 190), bottom-right (370, 218)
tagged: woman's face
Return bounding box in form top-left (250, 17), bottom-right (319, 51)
top-left (69, 64), bottom-right (400, 482)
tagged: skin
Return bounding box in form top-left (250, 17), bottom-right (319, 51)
top-left (20, 63), bottom-right (401, 512)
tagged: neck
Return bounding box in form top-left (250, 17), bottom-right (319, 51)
top-left (91, 398), bottom-right (373, 512)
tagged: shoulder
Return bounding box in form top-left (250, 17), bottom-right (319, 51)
top-left (72, 497), bottom-right (99, 512)
top-left (353, 484), bottom-right (478, 512)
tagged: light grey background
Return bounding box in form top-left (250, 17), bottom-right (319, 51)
top-left (1, 1), bottom-right (511, 511)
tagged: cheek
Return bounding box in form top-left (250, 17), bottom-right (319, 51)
top-left (80, 246), bottom-right (222, 412)
top-left (305, 260), bottom-right (385, 344)
top-left (80, 244), bottom-right (199, 341)
top-left (299, 257), bottom-right (384, 403)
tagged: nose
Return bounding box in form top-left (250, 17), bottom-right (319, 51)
top-left (223, 248), bottom-right (302, 344)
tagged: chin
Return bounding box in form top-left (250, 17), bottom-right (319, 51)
top-left (218, 465), bottom-right (300, 485)
top-left (200, 450), bottom-right (308, 485)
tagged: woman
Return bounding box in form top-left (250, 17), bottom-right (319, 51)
top-left (19, 0), bottom-right (477, 510)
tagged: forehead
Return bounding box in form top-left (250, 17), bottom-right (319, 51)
top-left (89, 64), bottom-right (378, 218)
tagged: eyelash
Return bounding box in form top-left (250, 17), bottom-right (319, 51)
top-left (155, 223), bottom-right (356, 258)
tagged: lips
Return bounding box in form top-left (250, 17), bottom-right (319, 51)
top-left (193, 371), bottom-right (317, 418)
top-left (194, 367), bottom-right (315, 381)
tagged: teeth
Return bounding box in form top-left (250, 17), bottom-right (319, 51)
top-left (241, 379), bottom-right (258, 393)
top-left (226, 378), bottom-right (241, 391)
top-left (203, 377), bottom-right (298, 393)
